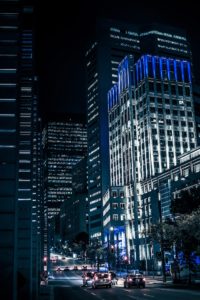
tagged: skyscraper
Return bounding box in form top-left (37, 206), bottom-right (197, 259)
top-left (0, 1), bottom-right (41, 299)
top-left (60, 157), bottom-right (89, 243)
top-left (85, 19), bottom-right (191, 243)
top-left (43, 115), bottom-right (87, 220)
top-left (107, 54), bottom-right (197, 266)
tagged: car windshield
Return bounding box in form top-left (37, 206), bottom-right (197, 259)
top-left (84, 272), bottom-right (93, 277)
top-left (96, 273), bottom-right (109, 279)
top-left (129, 274), bottom-right (143, 278)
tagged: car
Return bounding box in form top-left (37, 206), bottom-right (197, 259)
top-left (82, 265), bottom-right (87, 270)
top-left (92, 272), bottom-right (112, 289)
top-left (82, 271), bottom-right (95, 286)
top-left (63, 266), bottom-right (70, 272)
top-left (73, 265), bottom-right (78, 270)
top-left (108, 271), bottom-right (118, 285)
top-left (124, 274), bottom-right (146, 288)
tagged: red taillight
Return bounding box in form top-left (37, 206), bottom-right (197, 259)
top-left (94, 276), bottom-right (98, 280)
top-left (128, 278), bottom-right (132, 282)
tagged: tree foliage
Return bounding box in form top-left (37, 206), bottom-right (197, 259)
top-left (171, 186), bottom-right (200, 215)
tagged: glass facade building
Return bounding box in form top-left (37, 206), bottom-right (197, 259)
top-left (86, 19), bottom-right (191, 243)
top-left (0, 1), bottom-right (41, 299)
top-left (43, 115), bottom-right (87, 220)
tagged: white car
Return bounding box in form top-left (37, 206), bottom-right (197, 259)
top-left (92, 273), bottom-right (112, 289)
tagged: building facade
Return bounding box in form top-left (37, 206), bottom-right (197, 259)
top-left (86, 19), bottom-right (191, 243)
top-left (107, 54), bottom-right (197, 267)
top-left (0, 1), bottom-right (41, 299)
top-left (102, 186), bottom-right (129, 268)
top-left (43, 115), bottom-right (87, 220)
top-left (139, 147), bottom-right (200, 270)
top-left (60, 157), bottom-right (89, 243)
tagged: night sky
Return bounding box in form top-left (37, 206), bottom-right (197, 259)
top-left (35, 0), bottom-right (200, 121)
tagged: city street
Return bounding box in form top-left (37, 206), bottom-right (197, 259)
top-left (43, 270), bottom-right (200, 300)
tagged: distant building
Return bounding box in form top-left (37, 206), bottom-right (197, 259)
top-left (60, 157), bottom-right (88, 243)
top-left (43, 115), bottom-right (87, 220)
top-left (86, 19), bottom-right (192, 244)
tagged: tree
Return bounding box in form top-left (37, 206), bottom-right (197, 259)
top-left (150, 207), bottom-right (200, 283)
top-left (86, 239), bottom-right (104, 271)
top-left (171, 186), bottom-right (200, 215)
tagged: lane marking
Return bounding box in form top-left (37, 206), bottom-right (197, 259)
top-left (127, 296), bottom-right (138, 300)
top-left (157, 288), bottom-right (200, 296)
top-left (50, 286), bottom-right (54, 300)
top-left (143, 294), bottom-right (155, 298)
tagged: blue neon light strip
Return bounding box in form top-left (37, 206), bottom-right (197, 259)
top-left (124, 69), bottom-right (127, 89)
top-left (142, 57), bottom-right (145, 78)
top-left (159, 57), bottom-right (163, 79)
top-left (181, 61), bottom-right (185, 82)
top-left (173, 60), bottom-right (177, 81)
top-left (152, 56), bottom-right (156, 78)
top-left (139, 59), bottom-right (142, 81)
top-left (145, 56), bottom-right (148, 77)
top-left (127, 63), bottom-right (130, 86)
top-left (187, 62), bottom-right (191, 82)
top-left (136, 62), bottom-right (138, 84)
top-left (167, 59), bottom-right (170, 80)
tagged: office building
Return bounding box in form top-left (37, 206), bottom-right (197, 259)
top-left (86, 19), bottom-right (191, 243)
top-left (193, 84), bottom-right (200, 146)
top-left (139, 147), bottom-right (200, 270)
top-left (102, 186), bottom-right (128, 268)
top-left (43, 115), bottom-right (87, 219)
top-left (107, 54), bottom-right (197, 267)
top-left (0, 1), bottom-right (41, 299)
top-left (60, 157), bottom-right (89, 243)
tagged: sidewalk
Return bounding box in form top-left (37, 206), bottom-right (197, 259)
top-left (39, 285), bottom-right (53, 300)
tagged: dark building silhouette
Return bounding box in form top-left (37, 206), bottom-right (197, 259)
top-left (0, 1), bottom-right (41, 299)
top-left (43, 114), bottom-right (87, 220)
top-left (60, 157), bottom-right (89, 243)
top-left (43, 114), bottom-right (87, 260)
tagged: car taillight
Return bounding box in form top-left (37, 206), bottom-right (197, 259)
top-left (128, 278), bottom-right (132, 282)
top-left (94, 276), bottom-right (98, 280)
top-left (143, 278), bottom-right (146, 281)
top-left (85, 277), bottom-right (89, 280)
top-left (108, 276), bottom-right (111, 280)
